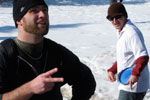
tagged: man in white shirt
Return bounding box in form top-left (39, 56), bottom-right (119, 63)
top-left (107, 2), bottom-right (149, 100)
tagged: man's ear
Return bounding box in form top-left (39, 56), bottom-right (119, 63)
top-left (16, 19), bottom-right (22, 26)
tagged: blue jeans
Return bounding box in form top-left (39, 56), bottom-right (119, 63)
top-left (118, 90), bottom-right (146, 100)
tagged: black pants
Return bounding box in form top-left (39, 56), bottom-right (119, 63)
top-left (118, 90), bottom-right (146, 100)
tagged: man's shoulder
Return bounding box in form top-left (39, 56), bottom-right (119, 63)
top-left (125, 20), bottom-right (141, 34)
top-left (44, 38), bottom-right (64, 51)
top-left (44, 38), bottom-right (70, 52)
top-left (44, 38), bottom-right (78, 58)
top-left (0, 39), bottom-right (17, 59)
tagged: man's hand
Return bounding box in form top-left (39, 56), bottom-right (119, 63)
top-left (128, 75), bottom-right (139, 90)
top-left (2, 68), bottom-right (64, 100)
top-left (108, 71), bottom-right (116, 82)
top-left (29, 68), bottom-right (64, 94)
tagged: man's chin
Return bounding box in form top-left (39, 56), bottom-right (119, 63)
top-left (38, 25), bottom-right (49, 33)
top-left (115, 26), bottom-right (121, 30)
top-left (39, 28), bottom-right (49, 35)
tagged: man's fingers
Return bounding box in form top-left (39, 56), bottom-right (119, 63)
top-left (49, 77), bottom-right (64, 82)
top-left (108, 75), bottom-right (115, 82)
top-left (44, 68), bottom-right (58, 77)
top-left (44, 77), bottom-right (64, 83)
top-left (43, 68), bottom-right (64, 82)
top-left (129, 82), bottom-right (133, 90)
top-left (109, 76), bottom-right (114, 81)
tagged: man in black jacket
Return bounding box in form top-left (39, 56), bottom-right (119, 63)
top-left (0, 0), bottom-right (96, 100)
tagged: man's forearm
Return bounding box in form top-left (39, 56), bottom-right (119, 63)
top-left (2, 82), bottom-right (33, 100)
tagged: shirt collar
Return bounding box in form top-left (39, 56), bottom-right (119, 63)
top-left (117, 19), bottom-right (131, 39)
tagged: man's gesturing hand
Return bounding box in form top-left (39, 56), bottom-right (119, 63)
top-left (29, 68), bottom-right (64, 94)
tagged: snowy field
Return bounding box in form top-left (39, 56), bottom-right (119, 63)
top-left (0, 0), bottom-right (150, 100)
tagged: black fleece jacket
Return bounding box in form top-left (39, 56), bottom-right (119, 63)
top-left (0, 38), bottom-right (96, 100)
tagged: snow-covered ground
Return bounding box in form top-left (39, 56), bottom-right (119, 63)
top-left (0, 0), bottom-right (150, 100)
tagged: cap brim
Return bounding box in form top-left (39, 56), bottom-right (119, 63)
top-left (107, 13), bottom-right (124, 18)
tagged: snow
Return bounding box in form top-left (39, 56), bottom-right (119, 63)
top-left (0, 0), bottom-right (150, 100)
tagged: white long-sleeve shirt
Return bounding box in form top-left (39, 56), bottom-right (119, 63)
top-left (116, 19), bottom-right (149, 92)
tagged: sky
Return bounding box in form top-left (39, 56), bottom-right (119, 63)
top-left (0, 0), bottom-right (150, 100)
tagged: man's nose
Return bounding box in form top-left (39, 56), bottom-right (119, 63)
top-left (112, 18), bottom-right (118, 23)
top-left (38, 11), bottom-right (47, 18)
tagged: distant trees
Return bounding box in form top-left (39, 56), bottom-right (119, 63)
top-left (109, 0), bottom-right (123, 5)
top-left (0, 0), bottom-right (12, 1)
top-left (0, 0), bottom-right (12, 2)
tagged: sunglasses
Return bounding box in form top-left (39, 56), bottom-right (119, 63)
top-left (107, 15), bottom-right (122, 21)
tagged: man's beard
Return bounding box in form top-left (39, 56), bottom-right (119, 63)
top-left (22, 18), bottom-right (49, 36)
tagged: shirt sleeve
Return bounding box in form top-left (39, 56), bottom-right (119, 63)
top-left (59, 45), bottom-right (96, 100)
top-left (128, 26), bottom-right (149, 76)
top-left (71, 63), bottom-right (96, 100)
top-left (0, 44), bottom-right (8, 94)
top-left (107, 61), bottom-right (117, 74)
top-left (129, 27), bottom-right (148, 59)
top-left (132, 56), bottom-right (149, 76)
